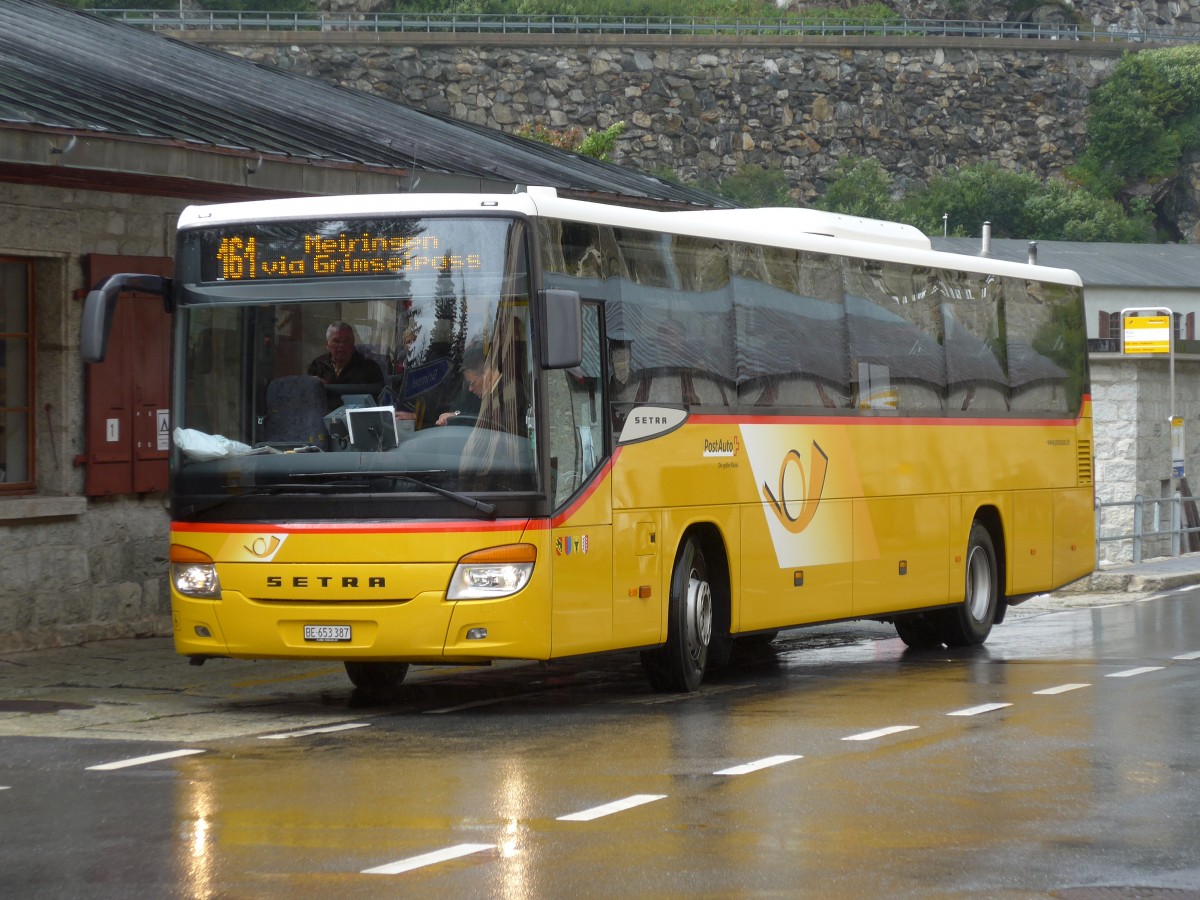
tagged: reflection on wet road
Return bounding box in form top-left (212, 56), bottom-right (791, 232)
top-left (3, 592), bottom-right (1200, 897)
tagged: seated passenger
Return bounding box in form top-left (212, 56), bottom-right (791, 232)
top-left (307, 321), bottom-right (384, 387)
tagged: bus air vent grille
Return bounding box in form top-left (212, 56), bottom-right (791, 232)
top-left (1076, 439), bottom-right (1093, 486)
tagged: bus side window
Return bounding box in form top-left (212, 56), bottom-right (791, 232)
top-left (548, 302), bottom-right (604, 507)
top-left (1005, 278), bottom-right (1083, 416)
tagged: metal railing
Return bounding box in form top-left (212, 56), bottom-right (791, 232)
top-left (91, 10), bottom-right (1200, 44)
top-left (1096, 493), bottom-right (1200, 563)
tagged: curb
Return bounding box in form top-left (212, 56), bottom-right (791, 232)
top-left (1054, 568), bottom-right (1200, 595)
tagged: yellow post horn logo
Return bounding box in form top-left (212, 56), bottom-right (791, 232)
top-left (763, 442), bottom-right (828, 534)
top-left (246, 535), bottom-right (282, 559)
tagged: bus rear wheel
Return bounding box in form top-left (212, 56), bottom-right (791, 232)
top-left (641, 536), bottom-right (712, 692)
top-left (936, 522), bottom-right (999, 647)
top-left (344, 661), bottom-right (409, 695)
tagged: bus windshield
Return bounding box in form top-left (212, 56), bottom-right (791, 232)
top-left (172, 215), bottom-right (537, 510)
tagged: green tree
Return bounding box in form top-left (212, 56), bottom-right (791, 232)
top-left (819, 161), bottom-right (1153, 242)
top-left (899, 164), bottom-right (1039, 237)
top-left (1074, 46), bottom-right (1200, 194)
top-left (813, 157), bottom-right (897, 219)
top-left (699, 164), bottom-right (793, 207)
top-left (1020, 180), bottom-right (1155, 242)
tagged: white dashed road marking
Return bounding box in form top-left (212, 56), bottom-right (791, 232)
top-left (557, 794), bottom-right (667, 822)
top-left (1034, 683), bottom-right (1091, 695)
top-left (1173, 650), bottom-right (1200, 660)
top-left (947, 702), bottom-right (1012, 717)
top-left (259, 723), bottom-right (370, 740)
top-left (86, 749), bottom-right (206, 771)
top-left (1106, 666), bottom-right (1165, 678)
top-left (842, 725), bottom-right (919, 742)
top-left (425, 698), bottom-right (507, 714)
top-left (714, 755), bottom-right (803, 776)
top-left (361, 843), bottom-right (494, 875)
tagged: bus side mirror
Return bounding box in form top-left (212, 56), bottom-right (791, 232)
top-left (537, 288), bottom-right (582, 370)
top-left (81, 274), bottom-right (172, 363)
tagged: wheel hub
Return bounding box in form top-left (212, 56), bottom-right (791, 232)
top-left (965, 545), bottom-right (992, 622)
top-left (686, 574), bottom-right (713, 661)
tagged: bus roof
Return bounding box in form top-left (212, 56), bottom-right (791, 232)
top-left (177, 187), bottom-right (1082, 288)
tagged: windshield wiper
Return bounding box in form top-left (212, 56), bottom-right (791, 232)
top-left (179, 473), bottom-right (498, 519)
top-left (290, 471), bottom-right (497, 517)
top-left (175, 482), bottom-right (368, 517)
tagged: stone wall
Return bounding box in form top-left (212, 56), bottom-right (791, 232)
top-left (216, 38), bottom-right (1122, 204)
top-left (0, 182), bottom-right (180, 652)
top-left (1092, 357), bottom-right (1200, 563)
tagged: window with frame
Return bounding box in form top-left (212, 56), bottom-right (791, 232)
top-left (0, 257), bottom-right (33, 491)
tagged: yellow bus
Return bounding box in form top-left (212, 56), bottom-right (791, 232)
top-left (82, 187), bottom-right (1094, 693)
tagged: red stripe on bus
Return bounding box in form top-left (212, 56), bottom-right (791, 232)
top-left (550, 452), bottom-right (620, 527)
top-left (172, 519), bottom-right (532, 535)
top-left (691, 413), bottom-right (1085, 428)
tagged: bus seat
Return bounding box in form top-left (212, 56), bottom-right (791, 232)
top-left (265, 375), bottom-right (328, 448)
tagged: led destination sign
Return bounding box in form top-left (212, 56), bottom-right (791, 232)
top-left (199, 219), bottom-right (485, 283)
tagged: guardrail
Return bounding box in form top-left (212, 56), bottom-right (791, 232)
top-left (92, 10), bottom-right (1200, 43)
top-left (1096, 493), bottom-right (1200, 563)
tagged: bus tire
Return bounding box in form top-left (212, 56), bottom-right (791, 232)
top-left (893, 614), bottom-right (943, 649)
top-left (344, 661), bottom-right (409, 694)
top-left (641, 535), bottom-right (712, 692)
top-left (936, 521), bottom-right (999, 647)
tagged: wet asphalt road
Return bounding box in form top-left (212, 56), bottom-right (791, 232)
top-left (2, 589), bottom-right (1200, 898)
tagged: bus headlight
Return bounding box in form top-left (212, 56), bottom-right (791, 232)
top-left (447, 543), bottom-right (536, 600)
top-left (170, 544), bottom-right (222, 599)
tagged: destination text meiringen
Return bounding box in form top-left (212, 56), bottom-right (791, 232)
top-left (213, 233), bottom-right (481, 281)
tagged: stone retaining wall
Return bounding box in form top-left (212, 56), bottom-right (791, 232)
top-left (216, 36), bottom-right (1126, 204)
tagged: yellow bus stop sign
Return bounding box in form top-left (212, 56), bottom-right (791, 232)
top-left (1123, 315), bottom-right (1171, 354)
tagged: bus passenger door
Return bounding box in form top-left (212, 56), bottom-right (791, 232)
top-left (548, 302), bottom-right (614, 657)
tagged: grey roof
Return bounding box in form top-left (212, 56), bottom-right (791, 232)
top-left (933, 237), bottom-right (1200, 288)
top-left (0, 0), bottom-right (730, 209)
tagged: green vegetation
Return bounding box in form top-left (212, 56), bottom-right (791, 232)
top-left (65, 1), bottom-right (314, 9)
top-left (1072, 46), bottom-right (1200, 197)
top-left (812, 157), bottom-right (896, 220)
top-left (516, 121), bottom-right (627, 162)
top-left (68, 0), bottom-right (899, 23)
top-left (811, 161), bottom-right (1155, 242)
top-left (696, 164), bottom-right (793, 207)
top-left (388, 0), bottom-right (898, 21)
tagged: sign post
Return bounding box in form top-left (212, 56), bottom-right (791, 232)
top-left (1122, 307), bottom-right (1178, 483)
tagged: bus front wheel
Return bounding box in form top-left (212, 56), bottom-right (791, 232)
top-left (894, 522), bottom-right (999, 649)
top-left (344, 661), bottom-right (409, 695)
top-left (641, 536), bottom-right (712, 692)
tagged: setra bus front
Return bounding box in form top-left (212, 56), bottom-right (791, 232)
top-left (82, 194), bottom-right (582, 691)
